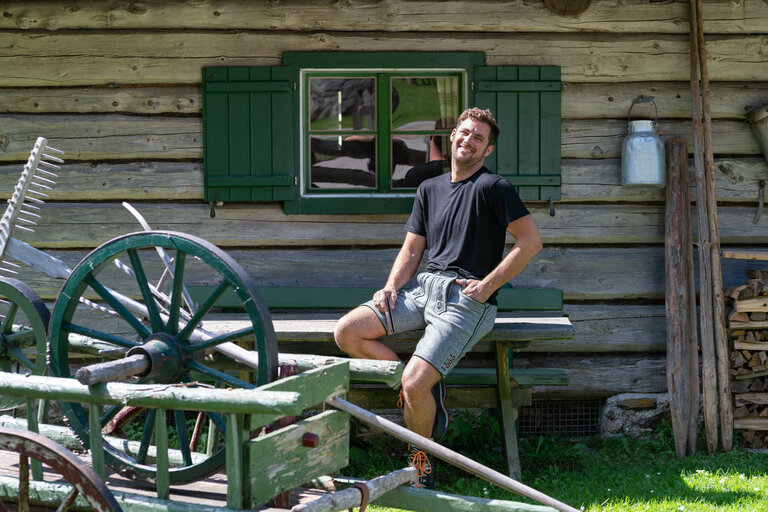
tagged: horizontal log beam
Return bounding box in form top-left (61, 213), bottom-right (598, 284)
top-left (0, 115), bottom-right (759, 162)
top-left (3, 82), bottom-right (766, 120)
top-left (1, 1), bottom-right (765, 34)
top-left (0, 372), bottom-right (302, 415)
top-left (7, 202), bottom-right (766, 249)
top-left (0, 33), bottom-right (766, 86)
top-left (0, 157), bottom-right (763, 204)
top-left (6, 245), bottom-right (763, 302)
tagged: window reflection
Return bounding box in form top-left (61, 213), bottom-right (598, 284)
top-left (391, 117), bottom-right (454, 189)
top-left (391, 77), bottom-right (459, 131)
top-left (309, 136), bottom-right (376, 189)
top-left (309, 78), bottom-right (376, 131)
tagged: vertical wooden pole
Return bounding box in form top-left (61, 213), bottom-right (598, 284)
top-left (89, 403), bottom-right (106, 479)
top-left (25, 398), bottom-right (43, 481)
top-left (495, 342), bottom-right (521, 478)
top-left (688, 0), bottom-right (718, 454)
top-left (227, 412), bottom-right (246, 510)
top-left (155, 408), bottom-right (170, 500)
top-left (685, 158), bottom-right (701, 456)
top-left (665, 137), bottom-right (692, 458)
top-left (695, 0), bottom-right (733, 452)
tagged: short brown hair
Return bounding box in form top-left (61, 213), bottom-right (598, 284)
top-left (456, 108), bottom-right (500, 145)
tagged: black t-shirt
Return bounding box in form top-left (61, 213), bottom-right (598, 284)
top-left (405, 167), bottom-right (530, 303)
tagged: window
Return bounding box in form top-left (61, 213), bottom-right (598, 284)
top-left (202, 52), bottom-right (561, 214)
top-left (305, 74), bottom-right (459, 193)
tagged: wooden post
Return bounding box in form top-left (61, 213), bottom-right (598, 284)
top-left (665, 137), bottom-right (692, 458)
top-left (695, 0), bottom-right (733, 452)
top-left (688, 0), bottom-right (718, 454)
top-left (495, 342), bottom-right (521, 478)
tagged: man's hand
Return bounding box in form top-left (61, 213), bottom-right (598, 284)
top-left (456, 278), bottom-right (491, 304)
top-left (373, 288), bottom-right (397, 313)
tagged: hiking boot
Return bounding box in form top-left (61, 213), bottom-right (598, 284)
top-left (431, 381), bottom-right (449, 439)
top-left (407, 444), bottom-right (435, 489)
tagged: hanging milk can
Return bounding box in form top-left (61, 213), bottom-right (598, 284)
top-left (621, 95), bottom-right (666, 187)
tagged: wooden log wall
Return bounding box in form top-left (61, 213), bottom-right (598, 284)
top-left (1, 0), bottom-right (767, 399)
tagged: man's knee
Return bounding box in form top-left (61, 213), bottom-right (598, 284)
top-left (401, 359), bottom-right (441, 399)
top-left (333, 307), bottom-right (380, 353)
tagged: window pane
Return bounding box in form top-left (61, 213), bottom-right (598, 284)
top-left (309, 136), bottom-right (376, 189)
top-left (309, 78), bottom-right (376, 131)
top-left (391, 135), bottom-right (450, 189)
top-left (391, 77), bottom-right (459, 131)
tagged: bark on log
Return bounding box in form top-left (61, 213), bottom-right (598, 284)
top-left (665, 137), bottom-right (695, 457)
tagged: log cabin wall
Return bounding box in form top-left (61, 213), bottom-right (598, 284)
top-left (1, 0), bottom-right (767, 400)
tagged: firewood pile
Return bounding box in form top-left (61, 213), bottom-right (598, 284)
top-left (726, 269), bottom-right (768, 449)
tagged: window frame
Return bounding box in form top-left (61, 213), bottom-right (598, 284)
top-left (301, 69), bottom-right (466, 198)
top-left (282, 51), bottom-right (484, 214)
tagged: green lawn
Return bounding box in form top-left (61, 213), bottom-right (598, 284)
top-left (342, 411), bottom-right (768, 512)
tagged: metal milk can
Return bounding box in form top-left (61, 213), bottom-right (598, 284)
top-left (621, 95), bottom-right (665, 187)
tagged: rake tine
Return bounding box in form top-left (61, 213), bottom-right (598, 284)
top-left (41, 153), bottom-right (64, 163)
top-left (26, 190), bottom-right (49, 199)
top-left (31, 182), bottom-right (53, 191)
top-left (14, 225), bottom-right (35, 233)
top-left (33, 175), bottom-right (56, 185)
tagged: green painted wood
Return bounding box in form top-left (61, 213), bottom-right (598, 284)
top-left (25, 399), bottom-right (43, 482)
top-left (88, 403), bottom-right (105, 480)
top-left (247, 410), bottom-right (350, 507)
top-left (473, 65), bottom-right (562, 201)
top-left (155, 408), bottom-right (170, 500)
top-left (444, 368), bottom-right (569, 387)
top-left (188, 286), bottom-right (563, 311)
top-left (247, 361), bottom-right (349, 431)
top-left (202, 65), bottom-right (297, 203)
top-left (226, 413), bottom-right (245, 510)
top-left (495, 343), bottom-right (520, 478)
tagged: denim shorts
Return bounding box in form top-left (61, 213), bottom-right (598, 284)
top-left (362, 271), bottom-right (497, 377)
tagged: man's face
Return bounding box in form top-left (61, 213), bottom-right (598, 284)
top-left (450, 118), bottom-right (494, 167)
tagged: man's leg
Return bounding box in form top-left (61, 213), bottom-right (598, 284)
top-left (401, 357), bottom-right (443, 438)
top-left (334, 306), bottom-right (400, 362)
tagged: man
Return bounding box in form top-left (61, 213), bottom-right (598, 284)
top-left (334, 107), bottom-right (542, 489)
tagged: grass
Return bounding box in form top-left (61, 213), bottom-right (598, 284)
top-left (342, 411), bottom-right (768, 512)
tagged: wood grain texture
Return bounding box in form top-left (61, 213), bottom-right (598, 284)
top-left (1, 1), bottom-right (764, 34)
top-left (1, 32), bottom-right (766, 86)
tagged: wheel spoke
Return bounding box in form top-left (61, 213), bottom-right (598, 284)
top-left (85, 274), bottom-right (152, 339)
top-left (204, 410), bottom-right (227, 436)
top-left (127, 248), bottom-right (164, 332)
top-left (178, 280), bottom-right (231, 342)
top-left (165, 251), bottom-right (187, 335)
top-left (6, 346), bottom-right (34, 370)
top-left (62, 322), bottom-right (140, 350)
top-left (55, 487), bottom-right (79, 512)
top-left (186, 359), bottom-right (255, 390)
top-left (183, 325), bottom-right (256, 355)
top-left (135, 408), bottom-right (157, 465)
top-left (1, 302), bottom-right (19, 334)
top-left (173, 410), bottom-right (193, 466)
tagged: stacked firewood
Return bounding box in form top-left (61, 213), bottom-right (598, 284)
top-left (726, 269), bottom-right (768, 449)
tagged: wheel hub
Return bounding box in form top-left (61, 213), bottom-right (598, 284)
top-left (126, 333), bottom-right (184, 383)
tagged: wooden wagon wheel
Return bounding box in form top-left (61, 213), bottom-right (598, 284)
top-left (0, 426), bottom-right (122, 512)
top-left (0, 277), bottom-right (49, 412)
top-left (47, 231), bottom-right (278, 484)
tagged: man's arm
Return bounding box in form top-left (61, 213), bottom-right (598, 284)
top-left (373, 232), bottom-right (427, 312)
top-left (459, 214), bottom-right (542, 304)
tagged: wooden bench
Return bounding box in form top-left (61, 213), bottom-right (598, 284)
top-left (196, 285), bottom-right (573, 478)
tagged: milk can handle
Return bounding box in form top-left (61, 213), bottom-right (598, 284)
top-left (627, 95), bottom-right (658, 124)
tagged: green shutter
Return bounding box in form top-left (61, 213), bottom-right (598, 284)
top-left (202, 66), bottom-right (297, 203)
top-left (473, 66), bottom-right (561, 201)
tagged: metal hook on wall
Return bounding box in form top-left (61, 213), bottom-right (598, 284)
top-left (753, 180), bottom-right (765, 224)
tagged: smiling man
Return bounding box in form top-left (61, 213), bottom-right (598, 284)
top-left (334, 107), bottom-right (542, 489)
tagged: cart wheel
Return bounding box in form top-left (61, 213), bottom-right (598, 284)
top-left (48, 231), bottom-right (278, 484)
top-left (0, 427), bottom-right (122, 511)
top-left (0, 277), bottom-right (49, 411)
